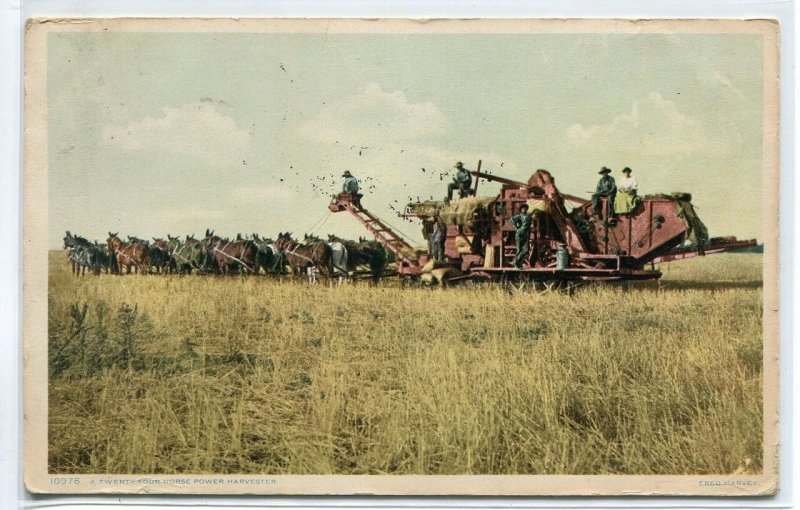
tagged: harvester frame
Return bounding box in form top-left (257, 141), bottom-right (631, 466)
top-left (329, 161), bottom-right (757, 284)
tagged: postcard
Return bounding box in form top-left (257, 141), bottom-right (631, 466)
top-left (24, 17), bottom-right (779, 496)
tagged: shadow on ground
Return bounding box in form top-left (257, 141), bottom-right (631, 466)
top-left (637, 280), bottom-right (763, 291)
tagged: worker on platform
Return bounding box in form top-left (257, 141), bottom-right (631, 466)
top-left (430, 218), bottom-right (446, 262)
top-left (614, 167), bottom-right (639, 215)
top-left (446, 162), bottom-right (472, 202)
top-left (592, 167), bottom-right (617, 218)
top-left (510, 204), bottom-right (532, 269)
top-left (342, 170), bottom-right (361, 208)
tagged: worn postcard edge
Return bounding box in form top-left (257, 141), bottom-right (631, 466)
top-left (22, 17), bottom-right (780, 496)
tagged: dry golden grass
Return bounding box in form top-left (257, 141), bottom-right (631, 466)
top-left (48, 252), bottom-right (763, 475)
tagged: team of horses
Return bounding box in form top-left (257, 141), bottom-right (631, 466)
top-left (62, 230), bottom-right (387, 283)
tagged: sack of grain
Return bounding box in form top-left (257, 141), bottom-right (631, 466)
top-left (421, 259), bottom-right (459, 274)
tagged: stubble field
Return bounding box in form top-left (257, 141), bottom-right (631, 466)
top-left (47, 252), bottom-right (764, 475)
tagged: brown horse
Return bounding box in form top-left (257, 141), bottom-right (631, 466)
top-left (200, 229), bottom-right (259, 275)
top-left (275, 232), bottom-right (332, 282)
top-left (107, 232), bottom-right (150, 275)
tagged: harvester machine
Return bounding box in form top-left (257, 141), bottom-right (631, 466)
top-left (330, 162), bottom-right (757, 283)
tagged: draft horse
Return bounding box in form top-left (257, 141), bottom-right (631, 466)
top-left (107, 232), bottom-right (150, 275)
top-left (200, 229), bottom-right (259, 275)
top-left (149, 238), bottom-right (172, 275)
top-left (63, 231), bottom-right (101, 276)
top-left (166, 234), bottom-right (206, 274)
top-left (327, 234), bottom-right (387, 284)
top-left (252, 234), bottom-right (286, 276)
top-left (275, 232), bottom-right (332, 283)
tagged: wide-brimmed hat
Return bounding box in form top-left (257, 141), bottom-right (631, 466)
top-left (622, 167), bottom-right (632, 174)
top-left (520, 203), bottom-right (529, 210)
top-left (342, 170), bottom-right (352, 177)
top-left (454, 161), bottom-right (464, 169)
top-left (598, 167), bottom-right (612, 175)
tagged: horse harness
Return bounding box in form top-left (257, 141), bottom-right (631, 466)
top-left (113, 242), bottom-right (146, 267)
top-left (170, 242), bottom-right (201, 268)
top-left (68, 246), bottom-right (93, 267)
top-left (211, 240), bottom-right (255, 272)
top-left (285, 240), bottom-right (348, 274)
top-left (283, 241), bottom-right (319, 266)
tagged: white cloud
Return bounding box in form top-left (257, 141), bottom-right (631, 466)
top-left (289, 83), bottom-right (522, 214)
top-left (298, 83), bottom-right (448, 146)
top-left (292, 83), bottom-right (521, 187)
top-left (566, 92), bottom-right (730, 157)
top-left (104, 102), bottom-right (253, 164)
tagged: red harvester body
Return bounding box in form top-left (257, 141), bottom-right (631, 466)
top-left (329, 163), bottom-right (757, 283)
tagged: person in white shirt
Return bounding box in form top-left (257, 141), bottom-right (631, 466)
top-left (615, 167), bottom-right (640, 215)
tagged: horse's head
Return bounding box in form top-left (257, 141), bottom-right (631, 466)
top-left (275, 232), bottom-right (292, 248)
top-left (106, 232), bottom-right (120, 251)
top-left (63, 232), bottom-right (72, 250)
top-left (200, 232), bottom-right (221, 254)
top-left (165, 236), bottom-right (179, 251)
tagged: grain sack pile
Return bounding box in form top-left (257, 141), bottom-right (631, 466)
top-left (420, 258), bottom-right (459, 273)
top-left (407, 196), bottom-right (495, 228)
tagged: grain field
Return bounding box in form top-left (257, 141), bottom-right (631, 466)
top-left (47, 252), bottom-right (764, 475)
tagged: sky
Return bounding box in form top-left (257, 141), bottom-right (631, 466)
top-left (47, 29), bottom-right (764, 248)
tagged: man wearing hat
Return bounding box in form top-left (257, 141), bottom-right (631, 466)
top-left (592, 167), bottom-right (617, 218)
top-left (510, 203), bottom-right (532, 269)
top-left (446, 161), bottom-right (473, 202)
top-left (615, 167), bottom-right (639, 215)
top-left (342, 170), bottom-right (361, 208)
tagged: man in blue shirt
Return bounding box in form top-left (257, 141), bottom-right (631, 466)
top-left (342, 170), bottom-right (361, 208)
top-left (592, 167), bottom-right (617, 218)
